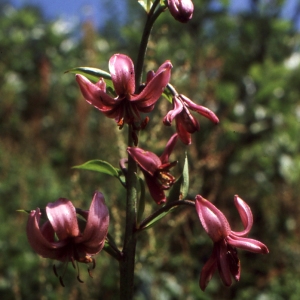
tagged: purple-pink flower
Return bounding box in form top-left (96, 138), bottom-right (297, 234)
top-left (195, 195), bottom-right (269, 291)
top-left (163, 94), bottom-right (219, 145)
top-left (127, 134), bottom-right (178, 204)
top-left (26, 191), bottom-right (109, 284)
top-left (167, 0), bottom-right (194, 23)
top-left (76, 54), bottom-right (172, 127)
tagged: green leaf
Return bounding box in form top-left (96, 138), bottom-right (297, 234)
top-left (167, 152), bottom-right (189, 201)
top-left (65, 67), bottom-right (111, 82)
top-left (17, 209), bottom-right (30, 214)
top-left (180, 152), bottom-right (189, 199)
top-left (138, 0), bottom-right (154, 13)
top-left (73, 160), bottom-right (120, 177)
top-left (162, 86), bottom-right (173, 103)
top-left (142, 206), bottom-right (176, 230)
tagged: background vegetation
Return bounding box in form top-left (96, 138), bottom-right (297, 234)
top-left (1, 0), bottom-right (300, 299)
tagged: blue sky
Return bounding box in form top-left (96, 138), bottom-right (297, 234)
top-left (9, 0), bottom-right (300, 29)
top-left (9, 0), bottom-right (127, 29)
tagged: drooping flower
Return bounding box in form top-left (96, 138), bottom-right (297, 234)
top-left (127, 134), bottom-right (178, 204)
top-left (26, 191), bottom-right (109, 285)
top-left (163, 94), bottom-right (219, 145)
top-left (195, 195), bottom-right (269, 291)
top-left (76, 54), bottom-right (172, 127)
top-left (167, 0), bottom-right (194, 23)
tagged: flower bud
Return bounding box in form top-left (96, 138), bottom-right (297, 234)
top-left (168, 0), bottom-right (194, 23)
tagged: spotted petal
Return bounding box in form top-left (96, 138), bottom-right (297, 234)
top-left (181, 94), bottom-right (219, 124)
top-left (26, 208), bottom-right (68, 260)
top-left (231, 195), bottom-right (253, 236)
top-left (109, 54), bottom-right (135, 95)
top-left (132, 61), bottom-right (172, 109)
top-left (46, 198), bottom-right (80, 240)
top-left (75, 191), bottom-right (109, 253)
top-left (227, 235), bottom-right (269, 254)
top-left (127, 147), bottom-right (161, 176)
top-left (195, 195), bottom-right (231, 242)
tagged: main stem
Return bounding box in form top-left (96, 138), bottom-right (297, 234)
top-left (119, 3), bottom-right (164, 299)
top-left (119, 127), bottom-right (138, 300)
top-left (135, 1), bottom-right (164, 86)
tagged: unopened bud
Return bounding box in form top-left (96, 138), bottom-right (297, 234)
top-left (168, 0), bottom-right (194, 23)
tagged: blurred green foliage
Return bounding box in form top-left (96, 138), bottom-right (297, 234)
top-left (1, 0), bottom-right (300, 299)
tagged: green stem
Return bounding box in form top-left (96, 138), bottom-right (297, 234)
top-left (135, 1), bottom-right (165, 87)
top-left (119, 127), bottom-right (138, 300)
top-left (119, 2), bottom-right (167, 298)
top-left (138, 199), bottom-right (195, 230)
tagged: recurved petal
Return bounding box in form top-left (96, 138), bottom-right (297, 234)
top-left (199, 245), bottom-right (218, 291)
top-left (76, 74), bottom-right (117, 110)
top-left (76, 191), bottom-right (109, 251)
top-left (181, 94), bottom-right (219, 124)
top-left (76, 75), bottom-right (102, 102)
top-left (163, 96), bottom-right (184, 125)
top-left (127, 147), bottom-right (161, 176)
top-left (176, 107), bottom-right (200, 133)
top-left (231, 195), bottom-right (253, 237)
top-left (217, 240), bottom-right (233, 287)
top-left (143, 171), bottom-right (166, 204)
top-left (226, 244), bottom-right (241, 281)
top-left (109, 54), bottom-right (135, 95)
top-left (46, 198), bottom-right (80, 241)
top-left (227, 235), bottom-right (269, 254)
top-left (160, 133), bottom-right (178, 164)
top-left (26, 209), bottom-right (68, 260)
top-left (132, 61), bottom-right (172, 108)
top-left (176, 118), bottom-right (192, 145)
top-left (195, 195), bottom-right (231, 242)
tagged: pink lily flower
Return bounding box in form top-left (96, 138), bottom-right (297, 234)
top-left (26, 191), bottom-right (109, 284)
top-left (195, 195), bottom-right (269, 291)
top-left (127, 134), bottom-right (178, 204)
top-left (163, 94), bottom-right (219, 145)
top-left (76, 54), bottom-right (172, 127)
top-left (167, 0), bottom-right (194, 23)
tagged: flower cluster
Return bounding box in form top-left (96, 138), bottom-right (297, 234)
top-left (22, 0), bottom-right (272, 295)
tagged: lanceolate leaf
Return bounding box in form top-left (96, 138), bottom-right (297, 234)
top-left (142, 206), bottom-right (176, 230)
top-left (162, 86), bottom-right (173, 104)
top-left (73, 160), bottom-right (120, 177)
top-left (65, 67), bottom-right (111, 82)
top-left (180, 152), bottom-right (189, 199)
top-left (167, 152), bottom-right (189, 201)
